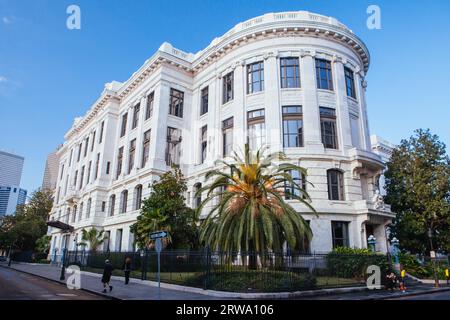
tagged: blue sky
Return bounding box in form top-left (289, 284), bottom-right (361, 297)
top-left (0, 0), bottom-right (449, 194)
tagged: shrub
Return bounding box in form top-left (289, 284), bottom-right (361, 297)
top-left (326, 247), bottom-right (388, 279)
top-left (185, 271), bottom-right (317, 293)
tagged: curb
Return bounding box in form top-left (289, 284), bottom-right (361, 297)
top-left (0, 264), bottom-right (120, 300)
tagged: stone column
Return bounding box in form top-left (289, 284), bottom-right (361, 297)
top-left (301, 51), bottom-right (323, 153)
top-left (333, 57), bottom-right (353, 153)
top-left (149, 83), bottom-right (169, 171)
top-left (355, 71), bottom-right (371, 151)
top-left (264, 52), bottom-right (282, 153)
top-left (232, 62), bottom-right (246, 153)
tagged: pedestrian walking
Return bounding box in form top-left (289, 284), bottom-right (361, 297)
top-left (123, 257), bottom-right (132, 285)
top-left (101, 259), bottom-right (114, 293)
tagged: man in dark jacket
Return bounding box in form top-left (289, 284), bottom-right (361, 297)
top-left (101, 259), bottom-right (114, 293)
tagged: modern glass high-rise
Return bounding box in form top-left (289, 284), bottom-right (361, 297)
top-left (0, 150), bottom-right (27, 216)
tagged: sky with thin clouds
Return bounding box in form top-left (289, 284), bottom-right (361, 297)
top-left (0, 0), bottom-right (449, 195)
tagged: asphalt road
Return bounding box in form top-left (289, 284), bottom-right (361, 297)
top-left (0, 267), bottom-right (105, 300)
top-left (389, 290), bottom-right (450, 300)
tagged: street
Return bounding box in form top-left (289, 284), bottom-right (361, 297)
top-left (0, 267), bottom-right (105, 300)
top-left (389, 290), bottom-right (450, 300)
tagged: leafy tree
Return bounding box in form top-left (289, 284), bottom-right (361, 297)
top-left (385, 129), bottom-right (450, 254)
top-left (197, 144), bottom-right (315, 260)
top-left (35, 235), bottom-right (52, 254)
top-left (130, 168), bottom-right (199, 249)
top-left (80, 228), bottom-right (108, 252)
top-left (0, 189), bottom-right (53, 252)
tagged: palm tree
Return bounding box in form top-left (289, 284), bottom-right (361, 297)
top-left (80, 228), bottom-right (108, 252)
top-left (196, 144), bottom-right (315, 263)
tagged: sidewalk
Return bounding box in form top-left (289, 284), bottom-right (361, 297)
top-left (1, 262), bottom-right (220, 300)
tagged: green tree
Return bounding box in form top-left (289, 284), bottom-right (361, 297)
top-left (35, 235), bottom-right (52, 254)
top-left (130, 168), bottom-right (199, 249)
top-left (385, 129), bottom-right (450, 254)
top-left (197, 144), bottom-right (315, 259)
top-left (80, 228), bottom-right (108, 252)
top-left (0, 189), bottom-right (53, 252)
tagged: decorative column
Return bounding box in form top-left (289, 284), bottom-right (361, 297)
top-left (333, 56), bottom-right (353, 152)
top-left (135, 93), bottom-right (147, 171)
top-left (263, 52), bottom-right (282, 153)
top-left (355, 71), bottom-right (372, 151)
top-left (300, 51), bottom-right (323, 153)
top-left (232, 62), bottom-right (246, 153)
top-left (149, 82), bottom-right (170, 171)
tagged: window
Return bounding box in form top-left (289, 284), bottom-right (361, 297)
top-left (200, 126), bottom-right (207, 164)
top-left (247, 61), bottom-right (264, 94)
top-left (91, 131), bottom-right (96, 151)
top-left (60, 164), bottom-right (64, 180)
top-left (101, 201), bottom-right (106, 212)
top-left (86, 198), bottom-right (91, 219)
top-left (87, 161), bottom-right (92, 184)
top-left (79, 165), bottom-right (85, 190)
top-left (134, 185), bottom-right (143, 210)
top-left (84, 137), bottom-right (89, 157)
top-left (169, 88), bottom-right (184, 118)
top-left (282, 106), bottom-right (303, 148)
top-left (94, 153), bottom-right (100, 180)
top-left (115, 229), bottom-right (123, 252)
top-left (66, 208), bottom-right (70, 224)
top-left (315, 58), bottom-right (333, 90)
top-left (64, 175), bottom-right (69, 195)
top-left (77, 143), bottom-right (82, 162)
top-left (128, 139), bottom-right (136, 174)
top-left (320, 107), bottom-right (338, 149)
top-left (280, 57), bottom-right (300, 88)
top-left (222, 117), bottom-right (234, 157)
top-left (284, 170), bottom-right (306, 200)
top-left (132, 103), bottom-right (140, 129)
top-left (120, 190), bottom-right (128, 213)
top-left (103, 231), bottom-right (111, 252)
top-left (194, 183), bottom-right (202, 209)
top-left (332, 221), bottom-right (350, 248)
top-left (344, 67), bottom-right (356, 98)
top-left (145, 92), bottom-right (154, 120)
top-left (222, 72), bottom-right (234, 104)
top-left (109, 195), bottom-right (116, 216)
top-left (73, 170), bottom-right (78, 187)
top-left (200, 86), bottom-right (208, 115)
top-left (141, 130), bottom-right (151, 168)
top-left (106, 161), bottom-right (110, 175)
top-left (166, 127), bottom-right (181, 166)
top-left (116, 147), bottom-right (124, 179)
top-left (56, 187), bottom-right (61, 204)
top-left (327, 169), bottom-right (344, 201)
top-left (78, 202), bottom-right (83, 221)
top-left (99, 121), bottom-right (104, 143)
top-left (120, 113), bottom-right (128, 137)
top-left (247, 109), bottom-right (266, 150)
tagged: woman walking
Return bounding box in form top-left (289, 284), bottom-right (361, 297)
top-left (123, 257), bottom-right (132, 285)
top-left (101, 259), bottom-right (114, 293)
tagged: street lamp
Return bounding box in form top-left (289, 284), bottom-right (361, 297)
top-left (391, 237), bottom-right (400, 272)
top-left (367, 235), bottom-right (377, 252)
top-left (427, 228), bottom-right (440, 288)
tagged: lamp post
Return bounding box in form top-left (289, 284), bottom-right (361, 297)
top-left (391, 237), bottom-right (400, 272)
top-left (368, 235), bottom-right (377, 252)
top-left (427, 228), bottom-right (440, 288)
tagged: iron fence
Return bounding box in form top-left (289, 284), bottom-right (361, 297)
top-left (62, 249), bottom-right (389, 292)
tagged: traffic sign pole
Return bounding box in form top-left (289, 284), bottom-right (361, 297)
top-left (156, 238), bottom-right (161, 300)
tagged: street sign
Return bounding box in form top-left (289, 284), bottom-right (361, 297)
top-left (149, 231), bottom-right (168, 240)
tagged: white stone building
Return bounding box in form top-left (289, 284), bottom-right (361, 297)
top-left (48, 11), bottom-right (395, 255)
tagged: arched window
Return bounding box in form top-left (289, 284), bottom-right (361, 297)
top-left (327, 169), bottom-right (344, 201)
top-left (120, 190), bottom-right (128, 213)
top-left (66, 208), bottom-right (70, 223)
top-left (79, 202), bottom-right (83, 221)
top-left (134, 185), bottom-right (143, 210)
top-left (194, 183), bottom-right (202, 209)
top-left (72, 205), bottom-right (77, 223)
top-left (86, 198), bottom-right (92, 219)
top-left (109, 194), bottom-right (116, 216)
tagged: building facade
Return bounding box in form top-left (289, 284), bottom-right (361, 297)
top-left (0, 150), bottom-right (27, 216)
top-left (42, 148), bottom-right (61, 191)
top-left (48, 11), bottom-right (395, 255)
top-left (371, 135), bottom-right (396, 197)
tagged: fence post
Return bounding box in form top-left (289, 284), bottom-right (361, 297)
top-left (60, 248), bottom-right (67, 280)
top-left (204, 246), bottom-right (211, 290)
